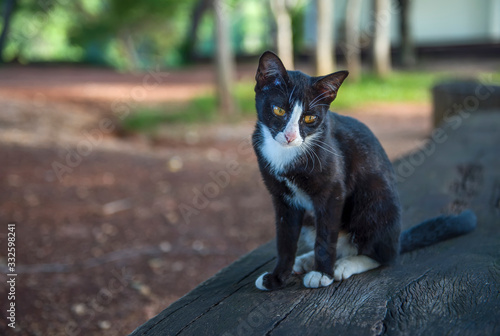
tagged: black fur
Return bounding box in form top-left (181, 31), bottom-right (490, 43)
top-left (400, 210), bottom-right (476, 254)
top-left (252, 51), bottom-right (476, 291)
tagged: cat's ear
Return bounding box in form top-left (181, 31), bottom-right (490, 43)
top-left (255, 51), bottom-right (289, 91)
top-left (312, 70), bottom-right (349, 104)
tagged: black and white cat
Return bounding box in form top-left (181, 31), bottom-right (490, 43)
top-left (252, 51), bottom-right (476, 291)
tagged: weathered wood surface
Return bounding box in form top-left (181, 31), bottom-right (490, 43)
top-left (432, 81), bottom-right (500, 127)
top-left (131, 112), bottom-right (500, 336)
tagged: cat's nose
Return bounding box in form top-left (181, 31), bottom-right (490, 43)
top-left (284, 132), bottom-right (297, 143)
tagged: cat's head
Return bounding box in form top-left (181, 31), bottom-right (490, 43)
top-left (254, 51), bottom-right (348, 148)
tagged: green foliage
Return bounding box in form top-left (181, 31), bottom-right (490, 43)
top-left (335, 71), bottom-right (500, 109)
top-left (3, 0), bottom-right (195, 68)
top-left (290, 1), bottom-right (307, 52)
top-left (334, 72), bottom-right (441, 109)
top-left (233, 71), bottom-right (445, 115)
top-left (121, 71), bottom-right (452, 131)
top-left (1, 0), bottom-right (278, 68)
top-left (122, 79), bottom-right (259, 132)
top-left (4, 0), bottom-right (84, 62)
top-left (122, 96), bottom-right (218, 132)
top-left (234, 0), bottom-right (272, 54)
top-left (69, 0), bottom-right (193, 69)
top-left (122, 69), bottom-right (500, 132)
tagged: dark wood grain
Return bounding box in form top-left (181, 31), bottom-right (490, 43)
top-left (131, 112), bottom-right (500, 336)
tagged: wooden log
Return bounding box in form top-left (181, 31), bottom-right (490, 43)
top-left (432, 81), bottom-right (500, 127)
top-left (131, 112), bottom-right (500, 336)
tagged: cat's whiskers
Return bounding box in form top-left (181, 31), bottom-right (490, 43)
top-left (310, 104), bottom-right (330, 108)
top-left (301, 142), bottom-right (318, 173)
top-left (309, 100), bottom-right (328, 110)
top-left (300, 144), bottom-right (311, 172)
top-left (309, 138), bottom-right (343, 158)
top-left (314, 144), bottom-right (323, 171)
top-left (315, 139), bottom-right (340, 154)
top-left (310, 138), bottom-right (337, 153)
top-left (309, 91), bottom-right (330, 109)
top-left (308, 149), bottom-right (315, 173)
top-left (299, 138), bottom-right (323, 173)
top-left (307, 143), bottom-right (322, 172)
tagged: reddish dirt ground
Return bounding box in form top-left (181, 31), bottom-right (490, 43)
top-left (1, 59), bottom-right (488, 335)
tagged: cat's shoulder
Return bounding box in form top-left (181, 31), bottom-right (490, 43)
top-left (329, 112), bottom-right (374, 137)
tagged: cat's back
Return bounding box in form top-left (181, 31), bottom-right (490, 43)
top-left (329, 112), bottom-right (392, 168)
top-left (330, 112), bottom-right (380, 145)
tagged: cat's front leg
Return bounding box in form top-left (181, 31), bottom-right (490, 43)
top-left (255, 201), bottom-right (304, 291)
top-left (303, 202), bottom-right (342, 288)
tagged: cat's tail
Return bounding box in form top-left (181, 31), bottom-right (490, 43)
top-left (399, 210), bottom-right (477, 254)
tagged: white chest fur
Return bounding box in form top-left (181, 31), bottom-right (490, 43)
top-left (259, 124), bottom-right (302, 174)
top-left (258, 124), bottom-right (314, 211)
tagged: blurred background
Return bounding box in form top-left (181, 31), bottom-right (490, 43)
top-left (0, 0), bottom-right (499, 334)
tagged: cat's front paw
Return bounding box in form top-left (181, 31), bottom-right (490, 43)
top-left (334, 256), bottom-right (380, 281)
top-left (255, 272), bottom-right (270, 291)
top-left (255, 272), bottom-right (286, 291)
top-left (292, 251), bottom-right (315, 274)
top-left (334, 258), bottom-right (356, 281)
top-left (303, 271), bottom-right (333, 288)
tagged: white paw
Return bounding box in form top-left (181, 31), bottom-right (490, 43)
top-left (334, 258), bottom-right (357, 281)
top-left (293, 251), bottom-right (315, 274)
top-left (334, 256), bottom-right (380, 281)
top-left (303, 271), bottom-right (333, 288)
top-left (255, 272), bottom-right (269, 291)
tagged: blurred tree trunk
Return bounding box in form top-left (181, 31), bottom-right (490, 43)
top-left (315, 0), bottom-right (335, 75)
top-left (213, 0), bottom-right (236, 116)
top-left (123, 33), bottom-right (142, 71)
top-left (345, 0), bottom-right (362, 81)
top-left (0, 0), bottom-right (17, 63)
top-left (398, 0), bottom-right (416, 67)
top-left (270, 0), bottom-right (294, 69)
top-left (181, 0), bottom-right (213, 62)
top-left (373, 0), bottom-right (391, 77)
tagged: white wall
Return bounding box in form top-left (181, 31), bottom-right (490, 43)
top-left (410, 0), bottom-right (498, 44)
top-left (303, 0), bottom-right (500, 48)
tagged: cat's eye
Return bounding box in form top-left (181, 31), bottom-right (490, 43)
top-left (304, 115), bottom-right (317, 124)
top-left (273, 105), bottom-right (286, 117)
